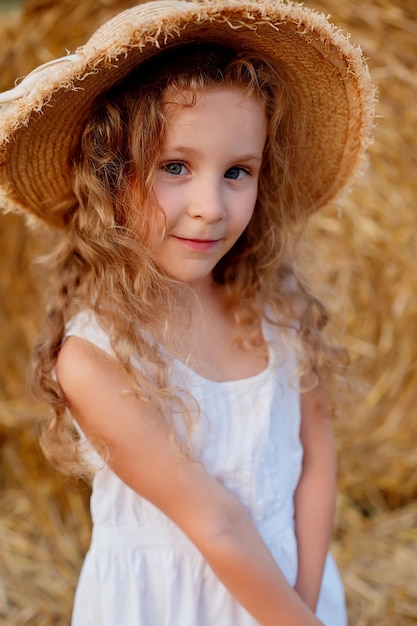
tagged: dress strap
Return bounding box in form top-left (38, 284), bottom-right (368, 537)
top-left (65, 310), bottom-right (112, 355)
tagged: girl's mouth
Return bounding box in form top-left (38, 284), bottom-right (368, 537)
top-left (172, 236), bottom-right (220, 251)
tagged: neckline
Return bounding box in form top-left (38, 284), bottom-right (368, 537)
top-left (172, 318), bottom-right (273, 387)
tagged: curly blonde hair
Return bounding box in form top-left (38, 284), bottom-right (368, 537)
top-left (31, 45), bottom-right (334, 477)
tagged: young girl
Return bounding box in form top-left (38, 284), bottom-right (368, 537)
top-left (0, 1), bottom-right (375, 624)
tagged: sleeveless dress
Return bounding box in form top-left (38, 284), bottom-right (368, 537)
top-left (66, 310), bottom-right (347, 626)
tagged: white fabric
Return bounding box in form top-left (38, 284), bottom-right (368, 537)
top-left (66, 310), bottom-right (347, 626)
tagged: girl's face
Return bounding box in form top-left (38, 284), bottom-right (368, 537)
top-left (147, 86), bottom-right (267, 287)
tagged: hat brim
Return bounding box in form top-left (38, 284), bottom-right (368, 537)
top-left (0, 0), bottom-right (375, 227)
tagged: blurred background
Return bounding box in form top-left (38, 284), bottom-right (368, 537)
top-left (0, 0), bottom-right (416, 624)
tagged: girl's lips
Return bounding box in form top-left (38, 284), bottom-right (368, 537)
top-left (172, 236), bottom-right (220, 251)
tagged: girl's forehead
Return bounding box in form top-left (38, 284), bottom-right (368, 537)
top-left (159, 87), bottom-right (267, 156)
top-left (162, 85), bottom-right (265, 113)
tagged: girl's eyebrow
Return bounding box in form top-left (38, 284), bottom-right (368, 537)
top-left (236, 154), bottom-right (263, 162)
top-left (161, 147), bottom-right (263, 162)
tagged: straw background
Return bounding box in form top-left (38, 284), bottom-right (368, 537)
top-left (0, 0), bottom-right (416, 624)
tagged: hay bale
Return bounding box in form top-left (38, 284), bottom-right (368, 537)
top-left (306, 2), bottom-right (417, 620)
top-left (1, 0), bottom-right (416, 623)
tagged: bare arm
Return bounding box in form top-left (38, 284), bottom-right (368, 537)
top-left (57, 337), bottom-right (323, 626)
top-left (294, 382), bottom-right (337, 611)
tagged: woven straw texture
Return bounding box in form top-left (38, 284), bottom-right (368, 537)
top-left (0, 1), bottom-right (416, 625)
top-left (0, 0), bottom-right (374, 226)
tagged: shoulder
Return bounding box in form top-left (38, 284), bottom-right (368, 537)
top-left (58, 309), bottom-right (116, 397)
top-left (56, 333), bottom-right (142, 448)
top-left (56, 335), bottom-right (118, 403)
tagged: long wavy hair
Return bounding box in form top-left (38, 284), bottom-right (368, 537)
top-left (31, 44), bottom-right (336, 477)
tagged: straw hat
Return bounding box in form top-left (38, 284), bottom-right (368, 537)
top-left (0, 0), bottom-right (375, 228)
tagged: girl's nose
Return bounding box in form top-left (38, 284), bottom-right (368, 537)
top-left (188, 180), bottom-right (226, 223)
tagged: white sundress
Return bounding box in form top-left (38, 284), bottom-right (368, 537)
top-left (66, 310), bottom-right (347, 626)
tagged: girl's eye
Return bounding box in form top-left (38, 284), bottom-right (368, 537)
top-left (162, 162), bottom-right (187, 176)
top-left (224, 167), bottom-right (249, 180)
